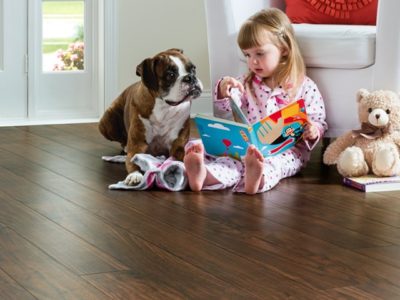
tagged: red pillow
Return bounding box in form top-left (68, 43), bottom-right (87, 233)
top-left (285, 0), bottom-right (378, 25)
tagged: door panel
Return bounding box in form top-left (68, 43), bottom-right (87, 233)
top-left (0, 0), bottom-right (28, 119)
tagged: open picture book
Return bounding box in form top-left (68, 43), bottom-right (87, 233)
top-left (194, 93), bottom-right (308, 160)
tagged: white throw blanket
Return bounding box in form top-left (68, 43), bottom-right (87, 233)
top-left (102, 153), bottom-right (187, 191)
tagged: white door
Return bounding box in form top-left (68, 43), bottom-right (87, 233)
top-left (0, 0), bottom-right (28, 119)
top-left (0, 0), bottom-right (102, 124)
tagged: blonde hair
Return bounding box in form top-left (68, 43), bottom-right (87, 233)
top-left (238, 8), bottom-right (305, 99)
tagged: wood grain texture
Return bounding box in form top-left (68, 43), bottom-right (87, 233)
top-left (0, 122), bottom-right (399, 299)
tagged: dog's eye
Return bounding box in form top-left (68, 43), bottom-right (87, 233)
top-left (368, 108), bottom-right (372, 113)
top-left (386, 109), bottom-right (391, 114)
top-left (166, 71), bottom-right (176, 80)
top-left (186, 64), bottom-right (196, 75)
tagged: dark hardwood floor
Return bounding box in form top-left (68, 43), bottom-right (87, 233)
top-left (0, 122), bottom-right (400, 299)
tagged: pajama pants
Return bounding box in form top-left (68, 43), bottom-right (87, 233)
top-left (186, 139), bottom-right (305, 193)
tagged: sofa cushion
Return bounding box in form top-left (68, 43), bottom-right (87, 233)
top-left (293, 24), bottom-right (376, 69)
top-left (286, 0), bottom-right (378, 25)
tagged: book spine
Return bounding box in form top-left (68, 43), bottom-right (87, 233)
top-left (249, 127), bottom-right (260, 149)
top-left (343, 178), bottom-right (366, 192)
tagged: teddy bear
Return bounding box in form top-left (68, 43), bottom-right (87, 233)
top-left (323, 89), bottom-right (400, 177)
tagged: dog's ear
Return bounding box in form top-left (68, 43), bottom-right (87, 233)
top-left (136, 58), bottom-right (159, 91)
top-left (135, 61), bottom-right (143, 77)
top-left (167, 48), bottom-right (183, 54)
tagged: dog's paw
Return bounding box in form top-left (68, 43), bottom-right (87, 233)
top-left (124, 171), bottom-right (143, 186)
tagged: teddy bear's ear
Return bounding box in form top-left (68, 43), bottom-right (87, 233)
top-left (357, 88), bottom-right (369, 103)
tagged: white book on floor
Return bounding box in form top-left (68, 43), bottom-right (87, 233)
top-left (343, 175), bottom-right (400, 192)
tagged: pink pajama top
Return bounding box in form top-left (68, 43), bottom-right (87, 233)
top-left (213, 74), bottom-right (328, 162)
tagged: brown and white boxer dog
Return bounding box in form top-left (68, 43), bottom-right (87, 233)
top-left (99, 48), bottom-right (203, 185)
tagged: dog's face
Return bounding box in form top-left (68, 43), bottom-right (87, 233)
top-left (136, 48), bottom-right (203, 106)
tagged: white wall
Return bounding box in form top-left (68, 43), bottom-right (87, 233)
top-left (116, 0), bottom-right (211, 113)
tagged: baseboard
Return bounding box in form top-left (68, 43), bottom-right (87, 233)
top-left (0, 118), bottom-right (99, 127)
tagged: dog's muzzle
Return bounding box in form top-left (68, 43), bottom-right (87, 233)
top-left (165, 78), bottom-right (203, 106)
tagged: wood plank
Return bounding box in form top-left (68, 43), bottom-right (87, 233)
top-left (83, 271), bottom-right (187, 300)
top-left (0, 147), bottom-right (339, 293)
top-left (2, 127), bottom-right (125, 181)
top-left (16, 125), bottom-right (120, 157)
top-left (0, 227), bottom-right (108, 299)
top-left (275, 181), bottom-right (400, 227)
top-left (50, 123), bottom-right (121, 148)
top-left (356, 245), bottom-right (400, 269)
top-left (0, 149), bottom-right (376, 296)
top-left (0, 156), bottom-right (266, 298)
top-left (0, 188), bottom-right (128, 276)
top-left (204, 191), bottom-right (393, 249)
top-left (0, 156), bottom-right (329, 298)
top-left (53, 207), bottom-right (334, 298)
top-left (0, 266), bottom-right (36, 300)
top-left (325, 286), bottom-right (383, 300)
top-left (0, 124), bottom-right (400, 298)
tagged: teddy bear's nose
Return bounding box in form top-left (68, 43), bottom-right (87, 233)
top-left (375, 114), bottom-right (380, 119)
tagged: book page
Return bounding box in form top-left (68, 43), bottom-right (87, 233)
top-left (347, 175), bottom-right (400, 184)
top-left (229, 88), bottom-right (249, 125)
top-left (194, 115), bottom-right (252, 160)
top-left (252, 99), bottom-right (308, 156)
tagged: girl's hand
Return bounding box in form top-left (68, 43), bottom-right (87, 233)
top-left (218, 77), bottom-right (244, 98)
top-left (303, 122), bottom-right (319, 141)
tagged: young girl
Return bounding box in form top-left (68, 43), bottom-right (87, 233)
top-left (184, 8), bottom-right (327, 194)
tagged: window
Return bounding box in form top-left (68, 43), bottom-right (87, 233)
top-left (42, 0), bottom-right (85, 72)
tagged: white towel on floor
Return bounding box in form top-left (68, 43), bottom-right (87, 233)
top-left (102, 153), bottom-right (187, 191)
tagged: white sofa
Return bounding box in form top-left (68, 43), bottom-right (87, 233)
top-left (204, 0), bottom-right (400, 137)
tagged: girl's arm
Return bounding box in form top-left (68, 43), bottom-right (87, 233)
top-left (301, 77), bottom-right (328, 150)
top-left (213, 76), bottom-right (245, 120)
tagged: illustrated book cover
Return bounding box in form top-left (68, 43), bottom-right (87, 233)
top-left (343, 175), bottom-right (400, 192)
top-left (194, 98), bottom-right (308, 160)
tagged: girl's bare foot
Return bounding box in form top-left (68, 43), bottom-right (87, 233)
top-left (184, 143), bottom-right (207, 191)
top-left (244, 145), bottom-right (264, 194)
